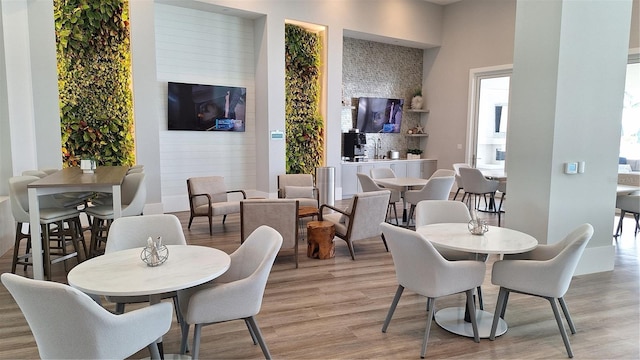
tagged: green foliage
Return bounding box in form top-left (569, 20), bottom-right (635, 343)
top-left (55, 0), bottom-right (135, 167)
top-left (285, 24), bottom-right (324, 175)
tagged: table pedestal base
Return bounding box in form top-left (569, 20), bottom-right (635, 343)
top-left (434, 307), bottom-right (507, 339)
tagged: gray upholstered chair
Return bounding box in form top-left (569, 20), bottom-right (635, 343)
top-left (370, 167), bottom-right (396, 180)
top-left (85, 172), bottom-right (147, 257)
top-left (452, 163), bottom-right (471, 201)
top-left (429, 168), bottom-right (455, 179)
top-left (380, 223), bottom-right (485, 358)
top-left (404, 176), bottom-right (455, 225)
top-left (277, 174), bottom-right (318, 208)
top-left (414, 200), bottom-right (486, 309)
top-left (104, 214), bottom-right (187, 316)
top-left (459, 167), bottom-right (501, 224)
top-left (241, 199), bottom-right (299, 268)
top-left (489, 223), bottom-right (594, 358)
top-left (356, 173), bottom-right (400, 225)
top-left (614, 190), bottom-right (639, 238)
top-left (1, 272), bottom-right (172, 360)
top-left (187, 176), bottom-right (247, 235)
top-left (8, 176), bottom-right (85, 280)
top-left (319, 189), bottom-right (391, 260)
top-left (178, 225), bottom-right (283, 359)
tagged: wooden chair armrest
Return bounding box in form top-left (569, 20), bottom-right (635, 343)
top-left (319, 204), bottom-right (350, 221)
top-left (227, 189), bottom-right (247, 199)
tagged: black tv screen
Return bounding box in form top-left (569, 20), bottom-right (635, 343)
top-left (168, 82), bottom-right (246, 131)
top-left (355, 97), bottom-right (404, 133)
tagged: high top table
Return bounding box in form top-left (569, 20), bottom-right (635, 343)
top-left (27, 166), bottom-right (129, 280)
top-left (416, 223), bottom-right (538, 338)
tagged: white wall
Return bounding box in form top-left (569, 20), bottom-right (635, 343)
top-left (153, 4), bottom-right (257, 212)
top-left (423, 0), bottom-right (517, 172)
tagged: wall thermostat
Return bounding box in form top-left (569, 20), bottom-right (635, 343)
top-left (270, 130), bottom-right (284, 140)
top-left (564, 162), bottom-right (578, 174)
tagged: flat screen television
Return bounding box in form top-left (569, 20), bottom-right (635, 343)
top-left (355, 97), bottom-right (404, 133)
top-left (168, 82), bottom-right (246, 131)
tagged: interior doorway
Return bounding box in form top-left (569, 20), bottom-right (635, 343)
top-left (468, 66), bottom-right (512, 169)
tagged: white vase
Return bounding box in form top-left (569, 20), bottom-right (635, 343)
top-left (411, 95), bottom-right (423, 110)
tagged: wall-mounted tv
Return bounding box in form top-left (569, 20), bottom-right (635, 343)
top-left (168, 82), bottom-right (246, 131)
top-left (355, 97), bottom-right (404, 133)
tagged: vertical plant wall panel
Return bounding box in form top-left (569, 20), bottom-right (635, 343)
top-left (285, 24), bottom-right (324, 175)
top-left (55, 0), bottom-right (135, 167)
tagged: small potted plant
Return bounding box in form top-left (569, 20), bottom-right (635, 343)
top-left (407, 148), bottom-right (423, 160)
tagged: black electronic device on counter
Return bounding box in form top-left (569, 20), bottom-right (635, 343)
top-left (342, 132), bottom-right (367, 162)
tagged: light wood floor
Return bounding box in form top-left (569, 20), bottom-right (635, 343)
top-left (0, 201), bottom-right (638, 359)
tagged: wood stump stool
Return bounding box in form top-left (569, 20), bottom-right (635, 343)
top-left (307, 220), bottom-right (335, 259)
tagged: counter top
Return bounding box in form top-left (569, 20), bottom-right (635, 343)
top-left (342, 158), bottom-right (436, 164)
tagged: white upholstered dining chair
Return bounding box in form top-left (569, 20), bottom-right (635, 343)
top-left (356, 173), bottom-right (400, 225)
top-left (104, 214), bottom-right (187, 316)
top-left (404, 176), bottom-right (455, 225)
top-left (489, 223), bottom-right (594, 358)
top-left (178, 225), bottom-right (282, 359)
top-left (1, 272), bottom-right (173, 360)
top-left (380, 223), bottom-right (485, 358)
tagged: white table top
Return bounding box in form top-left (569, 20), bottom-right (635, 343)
top-left (68, 245), bottom-right (230, 297)
top-left (374, 177), bottom-right (428, 190)
top-left (478, 168), bottom-right (507, 181)
top-left (616, 184), bottom-right (640, 195)
top-left (416, 223), bottom-right (538, 254)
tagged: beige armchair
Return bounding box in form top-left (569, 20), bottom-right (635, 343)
top-left (277, 174), bottom-right (319, 208)
top-left (241, 199), bottom-right (300, 268)
top-left (319, 189), bottom-right (391, 260)
top-left (187, 176), bottom-right (247, 235)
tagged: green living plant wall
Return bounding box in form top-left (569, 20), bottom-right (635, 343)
top-left (55, 0), bottom-right (135, 167)
top-left (285, 24), bottom-right (324, 174)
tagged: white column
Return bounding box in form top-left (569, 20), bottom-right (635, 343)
top-left (506, 0), bottom-right (633, 274)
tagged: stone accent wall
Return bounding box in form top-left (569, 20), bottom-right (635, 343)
top-left (342, 37), bottom-right (423, 159)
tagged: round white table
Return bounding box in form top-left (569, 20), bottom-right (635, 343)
top-left (416, 223), bottom-right (538, 339)
top-left (68, 245), bottom-right (230, 359)
top-left (68, 245), bottom-right (230, 300)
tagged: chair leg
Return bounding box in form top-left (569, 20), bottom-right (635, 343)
top-left (188, 215), bottom-right (194, 229)
top-left (558, 297), bottom-right (576, 334)
top-left (381, 233), bottom-right (389, 252)
top-left (490, 287), bottom-right (508, 341)
top-left (549, 297), bottom-right (574, 358)
top-left (346, 239), bottom-right (356, 260)
top-left (420, 297), bottom-right (436, 358)
top-left (392, 202), bottom-right (399, 225)
top-left (115, 303), bottom-right (125, 314)
top-left (208, 215), bottom-right (213, 235)
top-left (180, 322), bottom-right (190, 355)
top-left (382, 285), bottom-right (404, 333)
top-left (466, 289), bottom-right (480, 343)
top-left (245, 318), bottom-right (258, 345)
top-left (614, 210), bottom-right (625, 238)
top-left (407, 205), bottom-right (416, 227)
top-left (246, 316), bottom-right (272, 360)
top-left (223, 214), bottom-right (227, 224)
top-left (191, 323), bottom-right (202, 360)
top-left (453, 187), bottom-right (461, 200)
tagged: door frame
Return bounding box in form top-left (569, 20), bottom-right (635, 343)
top-left (466, 64), bottom-right (513, 167)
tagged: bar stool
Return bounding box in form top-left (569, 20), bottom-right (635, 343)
top-left (85, 172), bottom-right (147, 257)
top-left (9, 176), bottom-right (85, 280)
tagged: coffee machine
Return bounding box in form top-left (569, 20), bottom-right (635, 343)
top-left (342, 131), bottom-right (366, 161)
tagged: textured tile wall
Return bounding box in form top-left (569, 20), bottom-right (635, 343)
top-left (342, 37), bottom-right (424, 159)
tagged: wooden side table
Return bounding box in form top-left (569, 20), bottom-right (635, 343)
top-left (298, 206), bottom-right (319, 241)
top-left (306, 220), bottom-right (335, 259)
